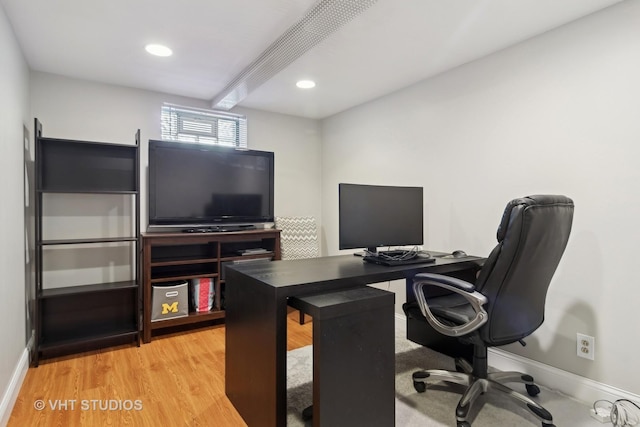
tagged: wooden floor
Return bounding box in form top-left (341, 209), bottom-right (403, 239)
top-left (8, 309), bottom-right (312, 427)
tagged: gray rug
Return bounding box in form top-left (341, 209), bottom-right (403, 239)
top-left (287, 319), bottom-right (600, 426)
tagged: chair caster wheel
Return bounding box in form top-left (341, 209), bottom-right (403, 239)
top-left (526, 384), bottom-right (541, 397)
top-left (413, 381), bottom-right (427, 393)
top-left (302, 405), bottom-right (313, 421)
top-left (457, 421), bottom-right (471, 427)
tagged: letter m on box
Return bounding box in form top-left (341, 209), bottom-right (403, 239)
top-left (162, 302), bottom-right (179, 314)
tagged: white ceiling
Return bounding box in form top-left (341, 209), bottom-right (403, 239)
top-left (1, 0), bottom-right (623, 119)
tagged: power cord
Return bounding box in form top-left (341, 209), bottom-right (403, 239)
top-left (592, 399), bottom-right (640, 425)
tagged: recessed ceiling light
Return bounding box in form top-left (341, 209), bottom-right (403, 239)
top-left (145, 44), bottom-right (173, 57)
top-left (296, 80), bottom-right (316, 89)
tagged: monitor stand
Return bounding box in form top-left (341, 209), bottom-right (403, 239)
top-left (353, 247), bottom-right (379, 257)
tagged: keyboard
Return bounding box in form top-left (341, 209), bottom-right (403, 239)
top-left (363, 254), bottom-right (435, 266)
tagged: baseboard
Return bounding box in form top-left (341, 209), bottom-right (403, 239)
top-left (488, 348), bottom-right (640, 406)
top-left (0, 347), bottom-right (29, 427)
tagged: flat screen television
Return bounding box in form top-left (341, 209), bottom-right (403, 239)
top-left (148, 139), bottom-right (274, 230)
top-left (339, 183), bottom-right (423, 253)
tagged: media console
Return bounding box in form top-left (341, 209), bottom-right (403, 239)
top-left (141, 229), bottom-right (281, 343)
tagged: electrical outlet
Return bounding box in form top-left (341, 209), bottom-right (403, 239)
top-left (577, 333), bottom-right (595, 360)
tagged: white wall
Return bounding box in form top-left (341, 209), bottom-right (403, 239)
top-left (321, 1), bottom-right (640, 395)
top-left (30, 72), bottom-right (323, 239)
top-left (0, 3), bottom-right (30, 424)
top-left (233, 107), bottom-right (323, 233)
top-left (31, 73), bottom-right (323, 288)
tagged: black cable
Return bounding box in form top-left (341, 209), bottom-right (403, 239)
top-left (366, 246), bottom-right (420, 261)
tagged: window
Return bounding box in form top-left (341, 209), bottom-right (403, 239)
top-left (161, 103), bottom-right (247, 147)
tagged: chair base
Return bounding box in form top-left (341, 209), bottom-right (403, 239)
top-left (412, 361), bottom-right (555, 427)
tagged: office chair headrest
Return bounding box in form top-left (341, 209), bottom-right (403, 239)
top-left (496, 195), bottom-right (574, 242)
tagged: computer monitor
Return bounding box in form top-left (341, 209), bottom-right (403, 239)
top-left (338, 183), bottom-right (424, 253)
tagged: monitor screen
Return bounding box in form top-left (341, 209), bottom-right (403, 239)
top-left (148, 140), bottom-right (274, 228)
top-left (339, 183), bottom-right (423, 252)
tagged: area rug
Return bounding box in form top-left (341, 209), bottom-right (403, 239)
top-left (286, 318), bottom-right (600, 426)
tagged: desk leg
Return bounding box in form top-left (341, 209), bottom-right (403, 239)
top-left (225, 270), bottom-right (288, 427)
top-left (313, 303), bottom-right (395, 427)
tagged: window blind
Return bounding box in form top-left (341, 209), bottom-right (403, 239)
top-left (161, 104), bottom-right (247, 147)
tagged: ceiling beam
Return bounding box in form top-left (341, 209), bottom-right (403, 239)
top-left (211, 0), bottom-right (378, 110)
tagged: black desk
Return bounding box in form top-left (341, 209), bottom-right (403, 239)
top-left (225, 254), bottom-right (483, 427)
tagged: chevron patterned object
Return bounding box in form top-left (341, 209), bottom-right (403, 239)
top-left (275, 216), bottom-right (319, 260)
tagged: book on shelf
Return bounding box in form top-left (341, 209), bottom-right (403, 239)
top-left (238, 248), bottom-right (269, 255)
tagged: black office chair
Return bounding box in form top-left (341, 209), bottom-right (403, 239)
top-left (406, 195), bottom-right (574, 427)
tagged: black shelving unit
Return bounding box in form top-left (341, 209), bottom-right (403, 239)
top-left (33, 119), bottom-right (141, 366)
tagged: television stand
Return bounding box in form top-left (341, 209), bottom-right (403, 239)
top-left (182, 225), bottom-right (256, 233)
top-left (142, 228), bottom-right (281, 343)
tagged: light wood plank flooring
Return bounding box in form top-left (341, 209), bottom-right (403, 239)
top-left (8, 309), bottom-right (312, 427)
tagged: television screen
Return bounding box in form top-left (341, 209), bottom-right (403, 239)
top-left (339, 183), bottom-right (423, 252)
top-left (148, 140), bottom-right (274, 229)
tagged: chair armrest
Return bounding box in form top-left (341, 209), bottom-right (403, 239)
top-left (412, 273), bottom-right (488, 337)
